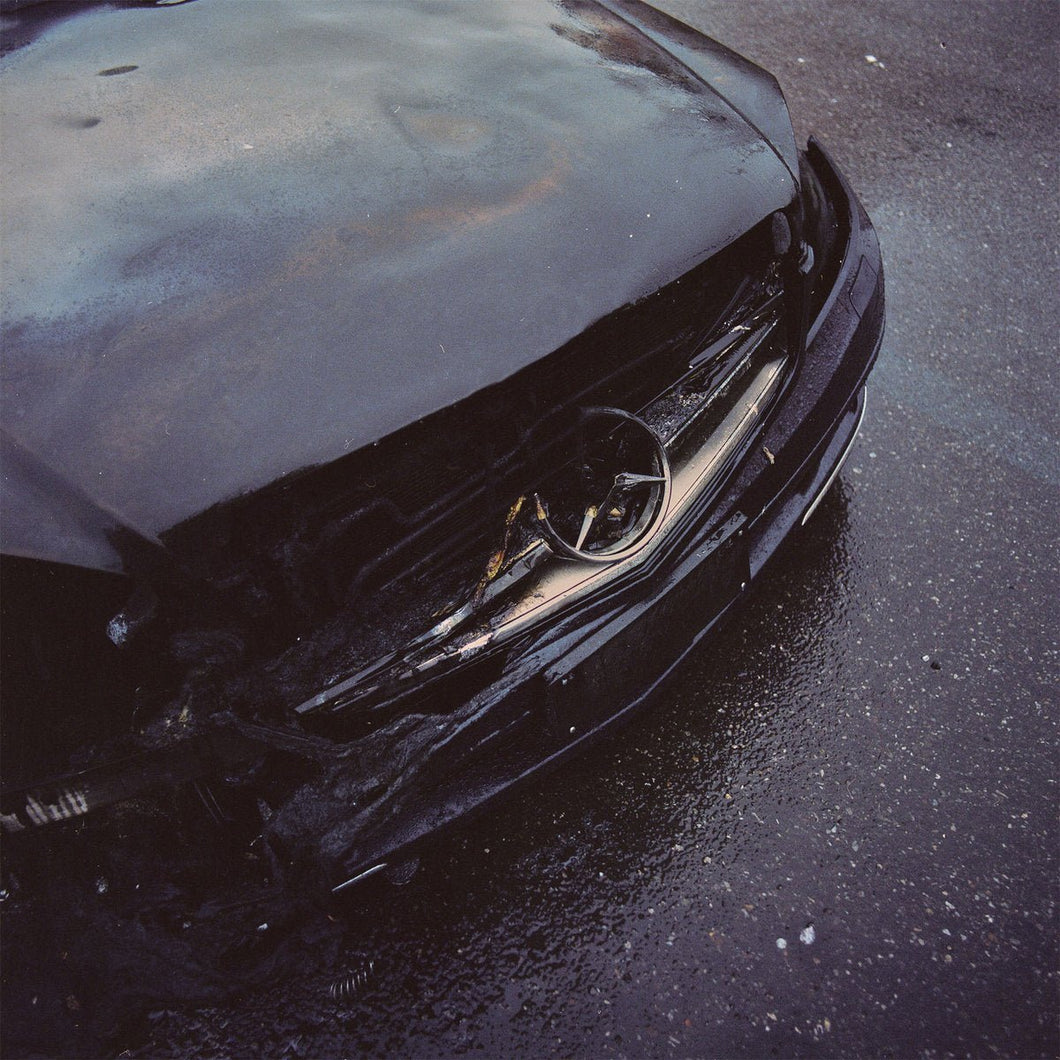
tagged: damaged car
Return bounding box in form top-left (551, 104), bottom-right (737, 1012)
top-left (1, 0), bottom-right (882, 921)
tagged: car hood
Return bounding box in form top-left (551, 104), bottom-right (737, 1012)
top-left (0, 0), bottom-right (796, 570)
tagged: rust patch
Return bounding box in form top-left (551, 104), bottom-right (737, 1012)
top-left (282, 140), bottom-right (572, 282)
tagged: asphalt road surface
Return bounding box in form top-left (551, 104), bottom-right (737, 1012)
top-left (14, 2), bottom-right (1060, 1057)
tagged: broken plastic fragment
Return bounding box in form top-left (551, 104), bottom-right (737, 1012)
top-left (107, 613), bottom-right (130, 646)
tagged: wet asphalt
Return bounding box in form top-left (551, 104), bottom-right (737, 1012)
top-left (46, 2), bottom-right (1060, 1057)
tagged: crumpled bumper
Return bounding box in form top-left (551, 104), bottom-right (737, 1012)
top-left (314, 137), bottom-right (885, 895)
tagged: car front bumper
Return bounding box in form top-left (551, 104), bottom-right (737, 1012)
top-left (318, 137), bottom-right (885, 895)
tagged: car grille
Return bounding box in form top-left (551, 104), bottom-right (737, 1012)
top-left (152, 214), bottom-right (793, 732)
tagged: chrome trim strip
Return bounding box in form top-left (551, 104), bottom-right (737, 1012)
top-left (801, 387), bottom-right (867, 526)
top-left (332, 862), bottom-right (388, 894)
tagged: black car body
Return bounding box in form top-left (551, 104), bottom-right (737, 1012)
top-left (0, 0), bottom-right (882, 906)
